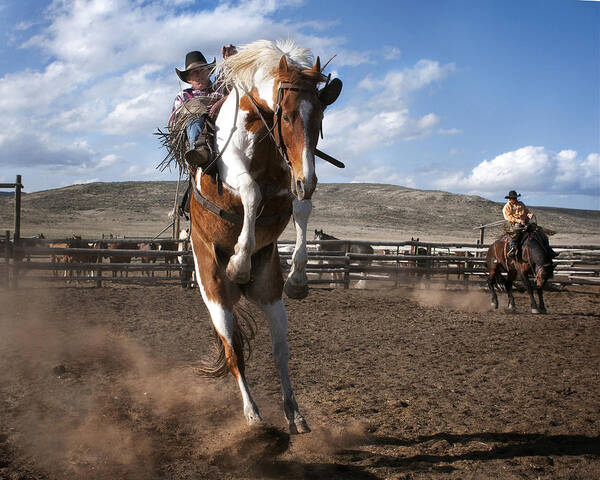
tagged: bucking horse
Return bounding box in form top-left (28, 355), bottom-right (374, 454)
top-left (186, 40), bottom-right (342, 433)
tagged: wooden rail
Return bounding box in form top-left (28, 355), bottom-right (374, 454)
top-left (2, 234), bottom-right (599, 289)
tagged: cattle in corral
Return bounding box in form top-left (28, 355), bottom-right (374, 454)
top-left (313, 229), bottom-right (374, 288)
top-left (47, 234), bottom-right (98, 281)
top-left (106, 241), bottom-right (138, 278)
top-left (138, 242), bottom-right (158, 277)
top-left (405, 237), bottom-right (429, 276)
top-left (158, 240), bottom-right (178, 278)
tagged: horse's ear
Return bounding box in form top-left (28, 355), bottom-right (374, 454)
top-left (279, 55), bottom-right (289, 73)
top-left (312, 56), bottom-right (321, 73)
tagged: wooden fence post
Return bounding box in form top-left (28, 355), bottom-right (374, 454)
top-left (95, 252), bottom-right (103, 288)
top-left (395, 245), bottom-right (400, 288)
top-left (4, 231), bottom-right (10, 288)
top-left (14, 175), bottom-right (22, 243)
top-left (12, 235), bottom-right (19, 289)
top-left (343, 256), bottom-right (350, 289)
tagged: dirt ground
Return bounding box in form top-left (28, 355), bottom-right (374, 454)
top-left (1, 283), bottom-right (599, 480)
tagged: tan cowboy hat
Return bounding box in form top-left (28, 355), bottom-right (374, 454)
top-left (175, 51), bottom-right (216, 83)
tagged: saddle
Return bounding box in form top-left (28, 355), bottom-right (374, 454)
top-left (503, 223), bottom-right (557, 261)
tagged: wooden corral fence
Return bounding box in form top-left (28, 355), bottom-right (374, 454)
top-left (2, 234), bottom-right (599, 289)
top-left (0, 236), bottom-right (194, 288)
top-left (279, 239), bottom-right (600, 289)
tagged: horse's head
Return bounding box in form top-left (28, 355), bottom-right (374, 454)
top-left (274, 56), bottom-right (325, 201)
top-left (524, 230), bottom-right (555, 287)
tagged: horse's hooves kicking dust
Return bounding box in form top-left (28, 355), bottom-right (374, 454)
top-left (283, 280), bottom-right (309, 299)
top-left (210, 424), bottom-right (290, 471)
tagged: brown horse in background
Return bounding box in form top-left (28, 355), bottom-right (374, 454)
top-left (486, 224), bottom-right (556, 314)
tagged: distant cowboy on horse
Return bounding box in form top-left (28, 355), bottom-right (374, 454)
top-left (503, 190), bottom-right (533, 258)
top-left (502, 190), bottom-right (558, 259)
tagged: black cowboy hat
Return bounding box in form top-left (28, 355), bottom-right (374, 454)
top-left (175, 51), bottom-right (216, 83)
top-left (505, 190), bottom-right (521, 199)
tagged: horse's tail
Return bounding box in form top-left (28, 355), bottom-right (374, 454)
top-left (197, 303), bottom-right (256, 378)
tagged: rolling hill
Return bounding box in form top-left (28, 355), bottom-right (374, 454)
top-left (0, 181), bottom-right (598, 244)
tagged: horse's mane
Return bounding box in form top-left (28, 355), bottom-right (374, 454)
top-left (219, 39), bottom-right (316, 90)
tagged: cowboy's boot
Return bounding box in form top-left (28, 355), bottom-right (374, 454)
top-left (184, 135), bottom-right (211, 169)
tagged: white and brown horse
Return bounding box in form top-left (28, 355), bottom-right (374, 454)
top-left (188, 40), bottom-right (332, 433)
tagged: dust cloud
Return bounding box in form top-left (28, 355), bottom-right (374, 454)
top-left (0, 288), bottom-right (291, 479)
top-left (409, 285), bottom-right (492, 312)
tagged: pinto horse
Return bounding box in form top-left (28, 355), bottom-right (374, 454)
top-left (188, 40), bottom-right (333, 433)
top-left (486, 224), bottom-right (555, 314)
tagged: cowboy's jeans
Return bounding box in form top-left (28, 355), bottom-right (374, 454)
top-left (186, 116), bottom-right (206, 148)
top-left (508, 223), bottom-right (526, 250)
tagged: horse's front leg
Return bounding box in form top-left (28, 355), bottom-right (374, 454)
top-left (226, 172), bottom-right (261, 284)
top-left (536, 286), bottom-right (547, 314)
top-left (518, 271), bottom-right (540, 314)
top-left (487, 276), bottom-right (498, 309)
top-left (284, 199), bottom-right (312, 299)
top-left (262, 300), bottom-right (310, 434)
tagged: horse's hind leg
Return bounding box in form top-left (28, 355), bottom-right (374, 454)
top-left (262, 300), bottom-right (310, 433)
top-left (192, 238), bottom-right (261, 425)
top-left (247, 244), bottom-right (310, 434)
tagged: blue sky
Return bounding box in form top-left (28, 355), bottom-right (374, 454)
top-left (0, 0), bottom-right (598, 209)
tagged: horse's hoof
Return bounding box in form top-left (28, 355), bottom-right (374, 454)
top-left (284, 280), bottom-right (309, 300)
top-left (531, 308), bottom-right (540, 314)
top-left (289, 415), bottom-right (310, 434)
top-left (491, 302), bottom-right (498, 309)
top-left (245, 410), bottom-right (263, 426)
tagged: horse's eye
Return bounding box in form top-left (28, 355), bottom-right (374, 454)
top-left (283, 114), bottom-right (290, 123)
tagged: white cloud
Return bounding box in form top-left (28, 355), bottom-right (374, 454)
top-left (95, 154), bottom-right (120, 169)
top-left (320, 58), bottom-right (453, 159)
top-left (360, 59), bottom-right (455, 104)
top-left (433, 146), bottom-right (600, 197)
top-left (439, 128), bottom-right (462, 135)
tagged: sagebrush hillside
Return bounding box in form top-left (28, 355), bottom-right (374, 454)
top-left (0, 181), bottom-right (598, 244)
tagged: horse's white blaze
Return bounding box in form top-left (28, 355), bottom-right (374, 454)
top-left (299, 99), bottom-right (316, 192)
top-left (287, 199), bottom-right (311, 287)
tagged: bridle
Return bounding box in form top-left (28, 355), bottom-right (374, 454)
top-left (244, 81), bottom-right (320, 170)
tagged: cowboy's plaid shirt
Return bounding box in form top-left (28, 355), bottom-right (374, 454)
top-left (503, 200), bottom-right (530, 224)
top-left (171, 84), bottom-right (223, 122)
